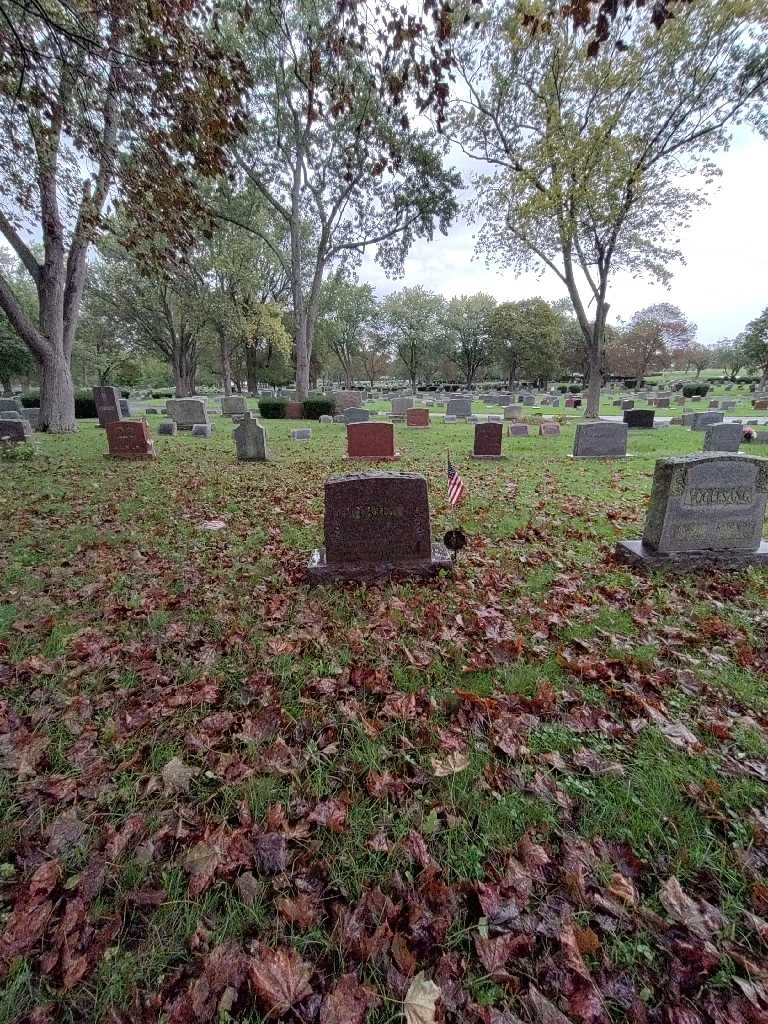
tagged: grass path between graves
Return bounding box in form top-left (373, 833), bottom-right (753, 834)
top-left (0, 414), bottom-right (767, 1024)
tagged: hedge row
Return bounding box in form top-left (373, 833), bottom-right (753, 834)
top-left (257, 397), bottom-right (336, 419)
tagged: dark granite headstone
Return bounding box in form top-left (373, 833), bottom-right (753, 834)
top-left (0, 418), bottom-right (31, 443)
top-left (347, 422), bottom-right (398, 460)
top-left (617, 453), bottom-right (768, 568)
top-left (158, 421), bottom-right (177, 436)
top-left (307, 472), bottom-right (452, 581)
top-left (93, 386), bottom-right (123, 428)
top-left (106, 420), bottom-right (155, 459)
top-left (691, 411), bottom-right (724, 431)
top-left (703, 422), bottom-right (742, 452)
top-left (573, 421), bottom-right (628, 458)
top-left (623, 409), bottom-right (655, 429)
top-left (472, 421), bottom-right (503, 459)
top-left (192, 423), bottom-right (213, 438)
top-left (0, 397), bottom-right (22, 414)
top-left (343, 407), bottom-right (371, 424)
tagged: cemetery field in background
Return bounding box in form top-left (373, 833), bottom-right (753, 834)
top-left (1, 411), bottom-right (767, 1024)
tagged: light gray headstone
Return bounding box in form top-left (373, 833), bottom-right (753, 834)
top-left (507, 423), bottom-right (529, 437)
top-left (503, 405), bottom-right (523, 420)
top-left (446, 398), bottom-right (472, 418)
top-left (319, 415), bottom-right (334, 424)
top-left (0, 418), bottom-right (31, 442)
top-left (191, 423), bottom-right (213, 438)
top-left (222, 395), bottom-right (248, 417)
top-left (167, 397), bottom-right (210, 430)
top-left (343, 408), bottom-right (371, 424)
top-left (0, 397), bottom-right (22, 414)
top-left (234, 411), bottom-right (268, 460)
top-left (391, 397), bottom-right (414, 416)
top-left (292, 428), bottom-right (311, 441)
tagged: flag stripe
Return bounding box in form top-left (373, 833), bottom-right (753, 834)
top-left (447, 453), bottom-right (466, 507)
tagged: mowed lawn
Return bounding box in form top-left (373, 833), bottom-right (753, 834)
top-left (0, 412), bottom-right (767, 1024)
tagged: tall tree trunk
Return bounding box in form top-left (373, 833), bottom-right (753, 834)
top-left (295, 313), bottom-right (311, 400)
top-left (246, 346), bottom-right (259, 394)
top-left (173, 348), bottom-right (196, 397)
top-left (39, 344), bottom-right (76, 431)
top-left (1, 377), bottom-right (12, 396)
top-left (219, 335), bottom-right (232, 397)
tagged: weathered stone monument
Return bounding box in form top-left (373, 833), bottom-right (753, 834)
top-left (539, 422), bottom-right (561, 437)
top-left (291, 428), bottom-right (311, 441)
top-left (446, 397), bottom-right (472, 419)
top-left (503, 405), bottom-right (523, 420)
top-left (472, 421), bottom-right (504, 459)
top-left (93, 386), bottom-right (123, 428)
top-left (331, 391), bottom-right (363, 412)
top-left (167, 397), bottom-right (209, 431)
top-left (307, 472), bottom-right (452, 581)
top-left (342, 408), bottom-right (370, 424)
top-left (391, 397), bottom-right (414, 417)
top-left (191, 424), bottom-right (212, 438)
top-left (222, 395), bottom-right (248, 417)
top-left (616, 453), bottom-right (768, 568)
top-left (158, 421), bottom-right (177, 436)
top-left (572, 421), bottom-right (628, 458)
top-left (234, 412), bottom-right (268, 461)
top-left (347, 422), bottom-right (399, 460)
top-left (703, 422), bottom-right (742, 453)
top-left (0, 418), bottom-right (31, 443)
top-left (105, 420), bottom-right (155, 459)
top-left (507, 423), bottom-right (529, 437)
top-left (0, 397), bottom-right (22, 414)
top-left (691, 411), bottom-right (724, 431)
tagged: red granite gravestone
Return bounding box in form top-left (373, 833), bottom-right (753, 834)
top-left (406, 408), bottom-right (430, 428)
top-left (754, 400), bottom-right (768, 411)
top-left (307, 472), bottom-right (452, 581)
top-left (472, 421), bottom-right (503, 459)
top-left (539, 422), bottom-right (560, 436)
top-left (106, 420), bottom-right (155, 459)
top-left (285, 402), bottom-right (304, 419)
top-left (347, 421), bottom-right (399, 460)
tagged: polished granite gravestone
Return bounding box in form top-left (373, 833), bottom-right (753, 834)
top-left (105, 420), bottom-right (155, 459)
top-left (691, 411), bottom-right (724, 431)
top-left (307, 472), bottom-right (452, 581)
top-left (0, 418), bottom-right (31, 443)
top-left (507, 423), bottom-right (529, 437)
top-left (406, 408), bottom-right (430, 428)
top-left (347, 422), bottom-right (399, 460)
top-left (93, 385), bottom-right (123, 428)
top-left (472, 421), bottom-right (504, 459)
top-left (166, 397), bottom-right (209, 431)
top-left (539, 422), bottom-right (561, 437)
top-left (572, 421), bottom-right (628, 458)
top-left (234, 412), bottom-right (268, 461)
top-left (222, 395), bottom-right (248, 417)
top-left (342, 407), bottom-right (370, 424)
top-left (616, 453), bottom-right (768, 569)
top-left (446, 397), bottom-right (472, 419)
top-left (703, 422), bottom-right (742, 453)
top-left (623, 409), bottom-right (655, 429)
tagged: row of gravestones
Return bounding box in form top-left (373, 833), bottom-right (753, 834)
top-left (306, 451), bottom-right (768, 580)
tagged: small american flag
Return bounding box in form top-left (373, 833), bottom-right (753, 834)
top-left (447, 452), bottom-right (465, 507)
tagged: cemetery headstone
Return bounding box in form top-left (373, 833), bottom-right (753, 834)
top-left (285, 402), bottom-right (304, 419)
top-left (93, 385), bottom-right (123, 428)
top-left (307, 472), bottom-right (452, 581)
top-left (443, 415), bottom-right (457, 423)
top-left (331, 391), bottom-right (363, 411)
top-left (292, 428), bottom-right (311, 441)
top-left (158, 421), bottom-right (177, 436)
top-left (446, 397), bottom-right (472, 419)
top-left (391, 397), bottom-right (414, 417)
top-left (616, 452), bottom-right (768, 568)
top-left (192, 423), bottom-right (213, 438)
top-left (105, 419), bottom-right (155, 459)
top-left (691, 411), bottom-right (724, 431)
top-left (166, 397), bottom-right (209, 431)
top-left (222, 396), bottom-right (248, 417)
top-left (539, 422), bottom-right (561, 437)
top-left (343, 408), bottom-right (370, 424)
top-left (347, 422), bottom-right (399, 460)
top-left (703, 422), bottom-right (742, 453)
top-left (0, 397), bottom-right (21, 414)
top-left (572, 421), bottom-right (628, 458)
top-left (406, 408), bottom-right (430, 428)
top-left (472, 421), bottom-right (504, 459)
top-left (623, 409), bottom-right (655, 429)
top-left (319, 415), bottom-right (334, 424)
top-left (503, 405), bottom-right (523, 420)
top-left (234, 412), bottom-right (269, 461)
top-left (507, 423), bottom-right (529, 437)
top-left (0, 418), bottom-right (31, 443)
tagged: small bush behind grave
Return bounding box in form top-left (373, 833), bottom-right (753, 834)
top-left (20, 391), bottom-right (40, 408)
top-left (258, 399), bottom-right (287, 419)
top-left (302, 397), bottom-right (336, 419)
top-left (151, 389), bottom-right (174, 399)
top-left (682, 383), bottom-right (710, 398)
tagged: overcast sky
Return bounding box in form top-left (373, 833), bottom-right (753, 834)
top-left (359, 125), bottom-right (768, 346)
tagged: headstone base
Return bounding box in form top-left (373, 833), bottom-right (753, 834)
top-left (471, 454), bottom-right (506, 460)
top-left (307, 542), bottom-right (453, 582)
top-left (105, 451), bottom-right (156, 461)
top-left (568, 454), bottom-right (633, 460)
top-left (348, 453), bottom-right (401, 461)
top-left (615, 539), bottom-right (768, 570)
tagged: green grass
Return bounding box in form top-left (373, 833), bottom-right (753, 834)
top-left (0, 408), bottom-right (766, 1022)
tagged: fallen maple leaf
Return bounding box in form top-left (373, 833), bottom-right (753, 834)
top-left (528, 985), bottom-right (573, 1024)
top-left (607, 872), bottom-right (636, 907)
top-left (659, 877), bottom-right (724, 941)
top-left (403, 971), bottom-right (440, 1024)
top-left (249, 945), bottom-right (313, 1016)
top-left (320, 972), bottom-right (378, 1024)
top-left (430, 751), bottom-right (470, 776)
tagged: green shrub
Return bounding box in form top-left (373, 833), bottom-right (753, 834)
top-left (258, 399), bottom-right (287, 419)
top-left (74, 391), bottom-right (98, 418)
top-left (20, 392), bottom-right (40, 408)
top-left (568, 384), bottom-right (582, 393)
top-left (682, 383), bottom-right (709, 399)
top-left (151, 389), bottom-right (174, 399)
top-left (302, 398), bottom-right (336, 419)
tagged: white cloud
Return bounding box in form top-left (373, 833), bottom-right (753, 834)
top-left (359, 126), bottom-right (768, 345)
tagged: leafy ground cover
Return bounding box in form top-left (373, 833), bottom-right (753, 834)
top-left (0, 415), bottom-right (767, 1024)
